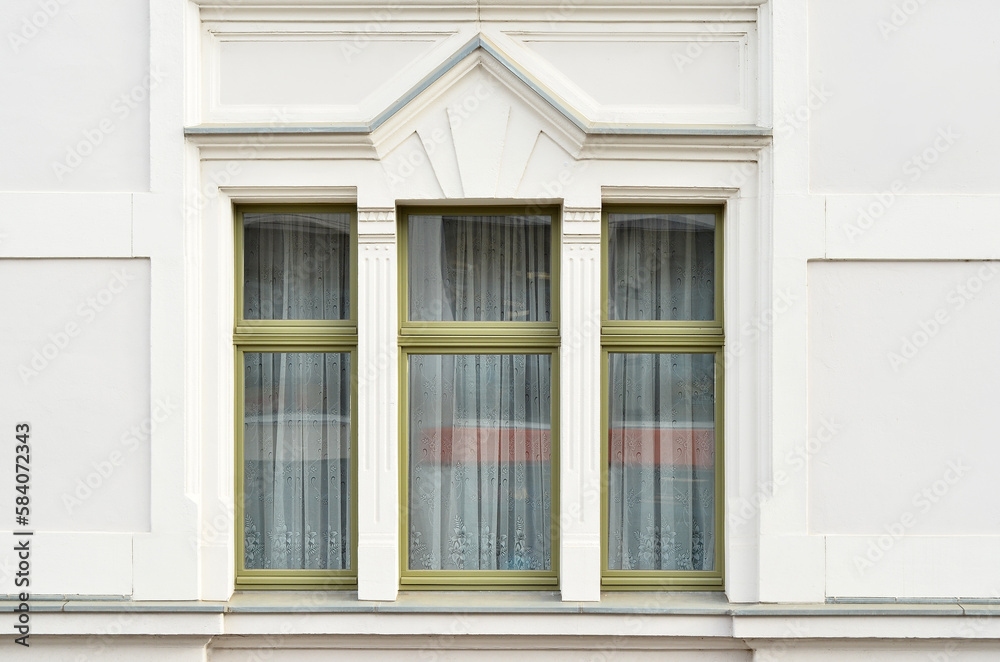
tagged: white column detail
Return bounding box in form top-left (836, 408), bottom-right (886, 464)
top-left (356, 208), bottom-right (399, 601)
top-left (559, 208), bottom-right (602, 601)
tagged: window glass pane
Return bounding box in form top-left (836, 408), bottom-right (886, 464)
top-left (243, 352), bottom-right (351, 570)
top-left (408, 354), bottom-right (552, 571)
top-left (408, 214), bottom-right (551, 322)
top-left (608, 212), bottom-right (715, 321)
top-left (607, 352), bottom-right (715, 571)
top-left (243, 212), bottom-right (351, 320)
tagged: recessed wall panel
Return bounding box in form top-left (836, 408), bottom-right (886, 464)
top-left (0, 259), bottom-right (151, 532)
top-left (808, 260), bottom-right (1000, 536)
top-left (525, 38), bottom-right (742, 108)
top-left (218, 38), bottom-right (440, 107)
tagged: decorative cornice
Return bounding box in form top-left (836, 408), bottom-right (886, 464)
top-left (563, 209), bottom-right (601, 223)
top-left (194, 1), bottom-right (763, 22)
top-left (185, 35), bottom-right (772, 142)
top-left (358, 209), bottom-right (395, 223)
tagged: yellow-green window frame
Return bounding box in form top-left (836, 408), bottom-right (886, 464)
top-left (600, 204), bottom-right (725, 591)
top-left (398, 205), bottom-right (561, 590)
top-left (233, 204), bottom-right (359, 590)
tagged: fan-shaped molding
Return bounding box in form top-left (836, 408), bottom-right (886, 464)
top-left (372, 48), bottom-right (587, 201)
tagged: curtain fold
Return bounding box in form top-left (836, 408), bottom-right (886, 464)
top-left (608, 212), bottom-right (714, 322)
top-left (409, 353), bottom-right (552, 571)
top-left (243, 212), bottom-right (350, 321)
top-left (408, 214), bottom-right (551, 322)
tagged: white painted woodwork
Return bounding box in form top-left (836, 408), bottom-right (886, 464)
top-left (559, 222), bottom-right (601, 601)
top-left (357, 211), bottom-right (399, 601)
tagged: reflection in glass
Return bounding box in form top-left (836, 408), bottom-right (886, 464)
top-left (408, 353), bottom-right (552, 571)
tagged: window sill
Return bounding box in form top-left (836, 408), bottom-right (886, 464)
top-left (10, 591), bottom-right (995, 616)
top-left (228, 590), bottom-right (731, 614)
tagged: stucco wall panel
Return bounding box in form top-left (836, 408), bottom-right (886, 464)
top-left (808, 0), bottom-right (1000, 193)
top-left (0, 0), bottom-right (150, 191)
top-left (0, 258), bottom-right (152, 535)
top-left (808, 260), bottom-right (1000, 538)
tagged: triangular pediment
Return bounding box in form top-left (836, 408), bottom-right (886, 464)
top-left (370, 40), bottom-right (587, 200)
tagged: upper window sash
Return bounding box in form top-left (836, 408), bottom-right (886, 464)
top-left (601, 205), bottom-right (723, 338)
top-left (234, 204), bottom-right (358, 338)
top-left (399, 206), bottom-right (560, 339)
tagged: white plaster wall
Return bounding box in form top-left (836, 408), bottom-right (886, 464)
top-left (199, 12), bottom-right (477, 124)
top-left (218, 39), bottom-right (443, 107)
top-left (0, 0), bottom-right (196, 601)
top-left (525, 39), bottom-right (742, 106)
top-left (0, 259), bottom-right (152, 533)
top-left (9, 634), bottom-right (1000, 661)
top-left (750, 644), bottom-right (1000, 662)
top-left (5, 639), bottom-right (210, 662)
top-left (808, 0), bottom-right (1000, 194)
top-left (0, 0), bottom-right (151, 191)
top-left (809, 260), bottom-right (1000, 598)
top-left (809, 260), bottom-right (1000, 538)
top-left (760, 0), bottom-right (1000, 601)
top-left (209, 648), bottom-right (751, 662)
top-left (199, 6), bottom-right (759, 127)
top-left (0, 258), bottom-right (151, 596)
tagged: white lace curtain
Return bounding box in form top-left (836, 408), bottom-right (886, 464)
top-left (608, 212), bottom-right (714, 321)
top-left (408, 214), bottom-right (551, 322)
top-left (606, 213), bottom-right (717, 571)
top-left (243, 212), bottom-right (350, 321)
top-left (409, 353), bottom-right (552, 571)
top-left (607, 352), bottom-right (715, 571)
top-left (243, 352), bottom-right (351, 570)
top-left (407, 214), bottom-right (553, 571)
top-left (241, 212), bottom-right (352, 571)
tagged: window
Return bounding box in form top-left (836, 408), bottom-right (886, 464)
top-left (601, 206), bottom-right (724, 589)
top-left (234, 205), bottom-right (357, 589)
top-left (399, 206), bottom-right (559, 588)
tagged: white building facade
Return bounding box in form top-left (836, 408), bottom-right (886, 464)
top-left (2, 0), bottom-right (1000, 659)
